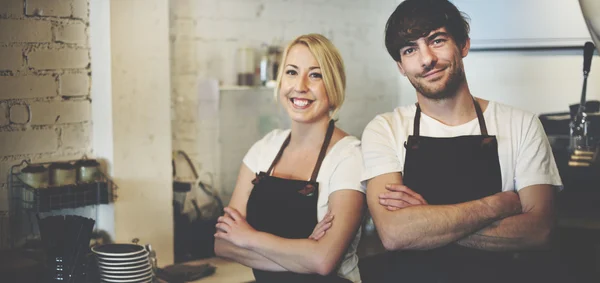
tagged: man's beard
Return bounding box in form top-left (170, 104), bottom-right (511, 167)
top-left (409, 64), bottom-right (465, 101)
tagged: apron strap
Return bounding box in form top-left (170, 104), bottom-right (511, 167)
top-left (413, 97), bottom-right (488, 136)
top-left (414, 103), bottom-right (422, 137)
top-left (310, 119), bottom-right (335, 182)
top-left (266, 119), bottom-right (336, 182)
top-left (473, 98), bottom-right (488, 135)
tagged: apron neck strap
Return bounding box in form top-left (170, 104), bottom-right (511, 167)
top-left (414, 97), bottom-right (488, 136)
top-left (310, 119), bottom-right (335, 182)
top-left (267, 119), bottom-right (336, 182)
top-left (473, 98), bottom-right (488, 135)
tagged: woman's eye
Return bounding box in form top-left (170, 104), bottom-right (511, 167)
top-left (285, 69), bottom-right (297, 75)
top-left (309, 73), bottom-right (322, 79)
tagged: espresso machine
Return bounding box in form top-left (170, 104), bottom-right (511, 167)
top-left (538, 1), bottom-right (600, 191)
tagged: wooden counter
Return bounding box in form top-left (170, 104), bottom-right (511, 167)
top-left (177, 257), bottom-right (254, 283)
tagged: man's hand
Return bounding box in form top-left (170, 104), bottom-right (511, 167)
top-left (489, 190), bottom-right (522, 217)
top-left (309, 212), bottom-right (334, 241)
top-left (215, 207), bottom-right (257, 248)
top-left (378, 184), bottom-right (428, 211)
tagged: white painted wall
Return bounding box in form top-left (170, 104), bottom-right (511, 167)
top-left (170, 0), bottom-right (600, 206)
top-left (107, 0), bottom-right (174, 265)
top-left (170, 0), bottom-right (402, 200)
top-left (89, 0), bottom-right (115, 243)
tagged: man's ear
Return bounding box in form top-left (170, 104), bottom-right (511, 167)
top-left (461, 38), bottom-right (471, 58)
top-left (396, 61), bottom-right (407, 76)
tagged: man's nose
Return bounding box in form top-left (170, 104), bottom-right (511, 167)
top-left (420, 46), bottom-right (437, 69)
top-left (294, 75), bottom-right (308, 92)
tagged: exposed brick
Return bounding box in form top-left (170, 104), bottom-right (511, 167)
top-left (0, 19), bottom-right (52, 43)
top-left (0, 47), bottom-right (23, 70)
top-left (71, 0), bottom-right (89, 20)
top-left (0, 129), bottom-right (58, 156)
top-left (29, 100), bottom-right (90, 125)
top-left (60, 73), bottom-right (89, 97)
top-left (0, 75), bottom-right (57, 99)
top-left (27, 48), bottom-right (89, 70)
top-left (54, 22), bottom-right (87, 45)
top-left (0, 103), bottom-right (8, 127)
top-left (0, 0), bottom-right (23, 18)
top-left (9, 104), bottom-right (30, 125)
top-left (26, 0), bottom-right (72, 17)
top-left (0, 162), bottom-right (9, 182)
top-left (0, 184), bottom-right (7, 211)
top-left (61, 124), bottom-right (90, 149)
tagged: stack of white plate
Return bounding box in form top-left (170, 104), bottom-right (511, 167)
top-left (92, 244), bottom-right (154, 283)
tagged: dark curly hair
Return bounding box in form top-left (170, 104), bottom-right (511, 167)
top-left (385, 0), bottom-right (470, 62)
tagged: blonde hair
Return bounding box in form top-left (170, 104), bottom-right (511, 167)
top-left (274, 34), bottom-right (346, 118)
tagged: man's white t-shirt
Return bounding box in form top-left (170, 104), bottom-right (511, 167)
top-left (361, 101), bottom-right (563, 192)
top-left (243, 129), bottom-right (365, 283)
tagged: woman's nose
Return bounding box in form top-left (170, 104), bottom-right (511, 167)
top-left (294, 75), bottom-right (308, 93)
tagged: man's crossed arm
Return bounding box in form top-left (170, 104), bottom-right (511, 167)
top-left (366, 172), bottom-right (554, 251)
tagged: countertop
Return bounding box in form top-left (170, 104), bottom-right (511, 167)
top-left (157, 257), bottom-right (254, 283)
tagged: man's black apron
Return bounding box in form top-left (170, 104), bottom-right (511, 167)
top-left (246, 120), bottom-right (352, 283)
top-left (381, 99), bottom-right (561, 283)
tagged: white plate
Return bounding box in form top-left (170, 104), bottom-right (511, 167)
top-left (101, 269), bottom-right (152, 280)
top-left (100, 272), bottom-right (153, 283)
top-left (100, 264), bottom-right (151, 275)
top-left (96, 251), bottom-right (149, 262)
top-left (98, 258), bottom-right (149, 267)
top-left (101, 279), bottom-right (152, 283)
top-left (99, 262), bottom-right (150, 271)
top-left (92, 244), bottom-right (146, 257)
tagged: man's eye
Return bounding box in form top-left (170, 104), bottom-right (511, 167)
top-left (402, 48), bottom-right (415, 55)
top-left (433, 39), bottom-right (445, 45)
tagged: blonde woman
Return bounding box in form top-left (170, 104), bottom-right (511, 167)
top-left (214, 34), bottom-right (365, 283)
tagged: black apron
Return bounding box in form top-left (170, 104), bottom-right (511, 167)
top-left (246, 120), bottom-right (352, 283)
top-left (382, 99), bottom-right (560, 283)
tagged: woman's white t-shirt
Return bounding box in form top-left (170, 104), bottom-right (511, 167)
top-left (243, 129), bottom-right (365, 282)
top-left (361, 101), bottom-right (563, 192)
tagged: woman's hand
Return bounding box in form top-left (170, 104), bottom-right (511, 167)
top-left (215, 207), bottom-right (257, 248)
top-left (308, 212), bottom-right (334, 241)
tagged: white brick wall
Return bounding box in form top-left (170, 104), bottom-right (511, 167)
top-left (61, 123), bottom-right (91, 150)
top-left (0, 75), bottom-right (57, 99)
top-left (60, 73), bottom-right (90, 97)
top-left (0, 130), bottom-right (59, 156)
top-left (0, 103), bottom-right (8, 127)
top-left (0, 0), bottom-right (91, 249)
top-left (8, 104), bottom-right (29, 124)
top-left (0, 19), bottom-right (52, 43)
top-left (26, 0), bottom-right (72, 17)
top-left (55, 22), bottom-right (87, 45)
top-left (29, 100), bottom-right (90, 125)
top-left (0, 46), bottom-right (24, 70)
top-left (27, 48), bottom-right (90, 70)
top-left (0, 0), bottom-right (23, 18)
top-left (170, 0), bottom-right (401, 201)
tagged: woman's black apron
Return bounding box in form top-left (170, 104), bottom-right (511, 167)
top-left (381, 99), bottom-right (562, 283)
top-left (246, 120), bottom-right (352, 283)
